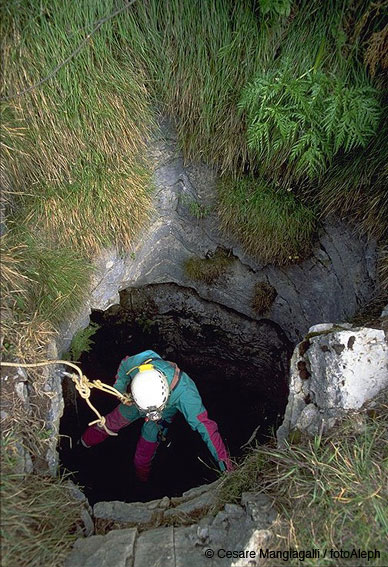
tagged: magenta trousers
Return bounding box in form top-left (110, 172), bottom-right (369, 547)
top-left (81, 405), bottom-right (159, 482)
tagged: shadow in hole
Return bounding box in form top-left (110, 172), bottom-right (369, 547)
top-left (59, 306), bottom-right (289, 504)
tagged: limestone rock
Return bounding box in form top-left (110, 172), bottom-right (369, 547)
top-left (163, 490), bottom-right (216, 522)
top-left (64, 488), bottom-right (279, 567)
top-left (64, 528), bottom-right (137, 567)
top-left (133, 526), bottom-right (176, 567)
top-left (93, 500), bottom-right (159, 528)
top-left (65, 480), bottom-right (94, 537)
top-left (278, 324), bottom-right (388, 441)
top-left (182, 478), bottom-right (221, 500)
top-left (55, 118), bottom-right (377, 362)
top-left (241, 492), bottom-right (277, 526)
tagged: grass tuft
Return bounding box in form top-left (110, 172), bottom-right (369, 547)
top-left (217, 395), bottom-right (388, 565)
top-left (1, 231), bottom-right (92, 357)
top-left (217, 175), bottom-right (317, 264)
top-left (1, 432), bottom-right (85, 567)
top-left (252, 281), bottom-right (277, 314)
top-left (1, 0), bottom-right (154, 255)
top-left (318, 112), bottom-right (388, 242)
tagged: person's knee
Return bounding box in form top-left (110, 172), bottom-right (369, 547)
top-left (140, 421), bottom-right (159, 443)
top-left (81, 424), bottom-right (109, 446)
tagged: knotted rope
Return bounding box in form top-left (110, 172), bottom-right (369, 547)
top-left (0, 359), bottom-right (133, 435)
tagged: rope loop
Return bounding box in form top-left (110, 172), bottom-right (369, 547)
top-left (0, 359), bottom-right (131, 435)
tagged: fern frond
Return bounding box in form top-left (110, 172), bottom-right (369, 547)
top-left (324, 82), bottom-right (381, 153)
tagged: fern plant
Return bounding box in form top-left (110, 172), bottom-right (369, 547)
top-left (239, 66), bottom-right (381, 182)
top-left (68, 322), bottom-right (100, 362)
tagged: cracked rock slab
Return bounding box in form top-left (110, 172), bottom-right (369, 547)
top-left (93, 501), bottom-right (160, 527)
top-left (163, 490), bottom-right (216, 522)
top-left (133, 526), bottom-right (175, 567)
top-left (64, 528), bottom-right (137, 567)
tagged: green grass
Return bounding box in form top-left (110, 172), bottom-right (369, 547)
top-left (110, 0), bottom-right (292, 172)
top-left (318, 112), bottom-right (388, 242)
top-left (218, 175), bottom-right (317, 264)
top-left (1, 231), bottom-right (92, 360)
top-left (1, 432), bottom-right (85, 567)
top-left (217, 397), bottom-right (388, 566)
top-left (1, 0), bottom-right (154, 255)
top-left (1, 0), bottom-right (154, 347)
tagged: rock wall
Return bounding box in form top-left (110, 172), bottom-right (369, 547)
top-left (65, 480), bottom-right (278, 567)
top-left (57, 118), bottom-right (376, 358)
top-left (277, 310), bottom-right (388, 442)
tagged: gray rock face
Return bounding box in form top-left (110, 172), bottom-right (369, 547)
top-left (277, 318), bottom-right (388, 441)
top-left (118, 282), bottom-right (291, 384)
top-left (163, 489), bottom-right (216, 522)
top-left (64, 528), bottom-right (137, 567)
top-left (65, 485), bottom-right (278, 567)
top-left (93, 500), bottom-right (161, 528)
top-left (56, 118), bottom-right (376, 356)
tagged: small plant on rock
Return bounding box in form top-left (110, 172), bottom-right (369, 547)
top-left (252, 282), bottom-right (277, 314)
top-left (184, 248), bottom-right (234, 285)
top-left (68, 322), bottom-right (100, 362)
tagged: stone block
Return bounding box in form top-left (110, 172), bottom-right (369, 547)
top-left (163, 490), bottom-right (215, 522)
top-left (134, 526), bottom-right (175, 567)
top-left (93, 500), bottom-right (157, 527)
top-left (182, 479), bottom-right (220, 500)
top-left (241, 493), bottom-right (275, 526)
top-left (65, 528), bottom-right (137, 567)
top-left (224, 503), bottom-right (245, 518)
top-left (174, 525), bottom-right (221, 567)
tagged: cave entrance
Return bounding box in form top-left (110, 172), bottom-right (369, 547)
top-left (59, 283), bottom-right (291, 505)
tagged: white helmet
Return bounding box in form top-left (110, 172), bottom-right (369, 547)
top-left (130, 366), bottom-right (170, 421)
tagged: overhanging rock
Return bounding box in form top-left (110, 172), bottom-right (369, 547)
top-left (57, 119), bottom-right (376, 355)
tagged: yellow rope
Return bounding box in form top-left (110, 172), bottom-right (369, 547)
top-left (0, 359), bottom-right (133, 435)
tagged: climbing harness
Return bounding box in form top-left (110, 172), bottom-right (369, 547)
top-left (0, 359), bottom-right (133, 436)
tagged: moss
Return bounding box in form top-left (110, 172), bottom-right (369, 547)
top-left (183, 248), bottom-right (234, 285)
top-left (251, 281), bottom-right (277, 314)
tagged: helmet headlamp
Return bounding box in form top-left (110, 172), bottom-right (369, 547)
top-left (130, 364), bottom-right (170, 420)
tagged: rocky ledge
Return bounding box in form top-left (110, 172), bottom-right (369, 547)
top-left (65, 480), bottom-right (278, 567)
top-left (277, 308), bottom-right (388, 441)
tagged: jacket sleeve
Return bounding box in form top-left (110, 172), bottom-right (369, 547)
top-left (176, 374), bottom-right (232, 472)
top-left (113, 350), bottom-right (161, 394)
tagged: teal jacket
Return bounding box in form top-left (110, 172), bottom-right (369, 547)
top-left (113, 350), bottom-right (231, 472)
